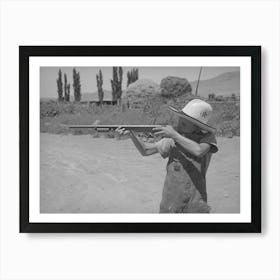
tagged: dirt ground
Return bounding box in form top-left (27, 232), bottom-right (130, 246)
top-left (40, 133), bottom-right (240, 213)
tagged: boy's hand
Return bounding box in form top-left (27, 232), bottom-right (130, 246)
top-left (115, 126), bottom-right (130, 136)
top-left (153, 125), bottom-right (178, 139)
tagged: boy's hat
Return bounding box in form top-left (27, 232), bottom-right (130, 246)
top-left (168, 99), bottom-right (216, 133)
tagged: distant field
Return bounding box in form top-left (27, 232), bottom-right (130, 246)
top-left (40, 98), bottom-right (240, 138)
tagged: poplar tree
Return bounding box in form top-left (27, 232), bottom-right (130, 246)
top-left (56, 69), bottom-right (63, 101)
top-left (64, 73), bottom-right (70, 102)
top-left (96, 69), bottom-right (104, 105)
top-left (73, 68), bottom-right (81, 102)
top-left (127, 68), bottom-right (139, 87)
top-left (111, 67), bottom-right (123, 103)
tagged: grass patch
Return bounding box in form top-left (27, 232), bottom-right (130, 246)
top-left (40, 99), bottom-right (240, 137)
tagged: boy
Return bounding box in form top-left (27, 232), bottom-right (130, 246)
top-left (117, 99), bottom-right (218, 213)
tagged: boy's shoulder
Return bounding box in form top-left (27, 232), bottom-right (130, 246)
top-left (199, 131), bottom-right (218, 153)
top-left (200, 131), bottom-right (217, 142)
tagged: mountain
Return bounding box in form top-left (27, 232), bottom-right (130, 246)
top-left (190, 71), bottom-right (240, 97)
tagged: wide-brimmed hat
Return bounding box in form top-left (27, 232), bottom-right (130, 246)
top-left (168, 99), bottom-right (216, 133)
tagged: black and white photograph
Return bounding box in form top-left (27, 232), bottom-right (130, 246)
top-left (40, 66), bottom-right (240, 214)
top-left (20, 46), bottom-right (260, 232)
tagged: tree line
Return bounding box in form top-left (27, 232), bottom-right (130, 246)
top-left (56, 67), bottom-right (138, 104)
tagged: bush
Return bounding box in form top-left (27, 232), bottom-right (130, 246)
top-left (215, 95), bottom-right (224, 101)
top-left (125, 79), bottom-right (160, 109)
top-left (208, 93), bottom-right (215, 101)
top-left (160, 76), bottom-right (192, 99)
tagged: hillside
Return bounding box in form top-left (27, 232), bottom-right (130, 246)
top-left (81, 90), bottom-right (112, 102)
top-left (190, 71), bottom-right (240, 97)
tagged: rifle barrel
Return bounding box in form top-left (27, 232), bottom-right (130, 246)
top-left (67, 124), bottom-right (165, 132)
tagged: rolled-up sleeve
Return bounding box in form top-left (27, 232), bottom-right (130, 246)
top-left (200, 133), bottom-right (218, 153)
top-left (155, 138), bottom-right (175, 158)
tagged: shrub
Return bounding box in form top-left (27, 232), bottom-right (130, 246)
top-left (208, 93), bottom-right (215, 101)
top-left (160, 76), bottom-right (192, 99)
top-left (215, 95), bottom-right (224, 102)
top-left (125, 79), bottom-right (160, 109)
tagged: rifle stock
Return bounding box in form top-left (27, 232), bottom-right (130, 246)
top-left (67, 124), bottom-right (165, 133)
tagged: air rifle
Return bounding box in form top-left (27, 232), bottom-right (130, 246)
top-left (67, 124), bottom-right (165, 133)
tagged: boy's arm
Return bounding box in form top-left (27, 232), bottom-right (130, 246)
top-left (153, 126), bottom-right (210, 158)
top-left (129, 130), bottom-right (158, 156)
top-left (173, 133), bottom-right (211, 158)
top-left (115, 127), bottom-right (158, 156)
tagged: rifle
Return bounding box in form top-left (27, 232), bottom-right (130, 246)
top-left (67, 124), bottom-right (165, 133)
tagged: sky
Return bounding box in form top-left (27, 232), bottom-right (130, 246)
top-left (40, 66), bottom-right (239, 98)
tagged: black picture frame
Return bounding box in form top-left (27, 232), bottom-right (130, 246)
top-left (20, 46), bottom-right (261, 233)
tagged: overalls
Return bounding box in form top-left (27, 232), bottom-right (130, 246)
top-left (159, 133), bottom-right (213, 213)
